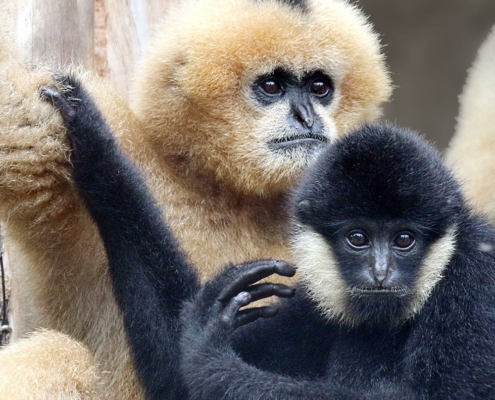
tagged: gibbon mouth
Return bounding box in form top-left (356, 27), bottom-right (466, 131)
top-left (268, 134), bottom-right (328, 150)
top-left (350, 286), bottom-right (407, 295)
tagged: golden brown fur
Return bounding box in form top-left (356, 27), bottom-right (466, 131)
top-left (0, 0), bottom-right (391, 397)
top-left (446, 25), bottom-right (495, 220)
top-left (0, 330), bottom-right (101, 399)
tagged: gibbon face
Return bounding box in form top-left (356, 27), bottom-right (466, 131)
top-left (292, 125), bottom-right (462, 326)
top-left (131, 0), bottom-right (392, 195)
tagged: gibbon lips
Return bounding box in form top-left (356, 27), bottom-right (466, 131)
top-left (350, 286), bottom-right (408, 295)
top-left (269, 134), bottom-right (328, 150)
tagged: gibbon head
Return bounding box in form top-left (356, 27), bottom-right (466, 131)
top-left (292, 124), bottom-right (463, 327)
top-left (131, 0), bottom-right (392, 196)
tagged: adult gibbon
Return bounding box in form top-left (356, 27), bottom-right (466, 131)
top-left (48, 76), bottom-right (495, 399)
top-left (0, 0), bottom-right (391, 397)
top-left (446, 25), bottom-right (495, 220)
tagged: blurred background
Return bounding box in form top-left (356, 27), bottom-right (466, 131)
top-left (359, 0), bottom-right (495, 149)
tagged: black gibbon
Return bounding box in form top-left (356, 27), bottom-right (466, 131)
top-left (0, 1), bottom-right (391, 396)
top-left (46, 76), bottom-right (495, 399)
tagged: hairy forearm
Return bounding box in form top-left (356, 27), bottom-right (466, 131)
top-left (47, 76), bottom-right (200, 399)
top-left (51, 76), bottom-right (200, 305)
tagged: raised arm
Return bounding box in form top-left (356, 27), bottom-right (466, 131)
top-left (42, 76), bottom-right (199, 400)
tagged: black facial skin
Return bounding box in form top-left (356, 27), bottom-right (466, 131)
top-left (253, 68), bottom-right (333, 150)
top-left (45, 77), bottom-right (495, 399)
top-left (326, 219), bottom-right (426, 326)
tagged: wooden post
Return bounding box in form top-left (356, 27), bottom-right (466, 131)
top-left (15, 0), bottom-right (95, 69)
top-left (95, 0), bottom-right (177, 95)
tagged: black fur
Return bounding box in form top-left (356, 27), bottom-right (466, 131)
top-left (46, 78), bottom-right (495, 399)
top-left (180, 125), bottom-right (495, 399)
top-left (295, 125), bottom-right (462, 236)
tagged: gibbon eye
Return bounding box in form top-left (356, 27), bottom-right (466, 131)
top-left (310, 79), bottom-right (331, 97)
top-left (347, 231), bottom-right (370, 249)
top-left (393, 232), bottom-right (415, 250)
top-left (260, 79), bottom-right (283, 95)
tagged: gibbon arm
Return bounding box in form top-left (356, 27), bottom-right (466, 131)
top-left (42, 76), bottom-right (200, 400)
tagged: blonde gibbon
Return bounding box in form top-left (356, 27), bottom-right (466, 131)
top-left (0, 0), bottom-right (391, 398)
top-left (446, 25), bottom-right (495, 220)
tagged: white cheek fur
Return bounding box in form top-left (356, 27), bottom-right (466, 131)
top-left (407, 225), bottom-right (457, 317)
top-left (291, 225), bottom-right (457, 325)
top-left (291, 226), bottom-right (352, 324)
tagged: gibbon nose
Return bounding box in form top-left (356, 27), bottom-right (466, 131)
top-left (291, 102), bottom-right (315, 129)
top-left (372, 259), bottom-right (389, 286)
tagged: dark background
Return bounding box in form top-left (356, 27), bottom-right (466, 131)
top-left (358, 0), bottom-right (495, 149)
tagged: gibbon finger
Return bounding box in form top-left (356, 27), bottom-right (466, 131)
top-left (235, 307), bottom-right (279, 328)
top-left (219, 292), bottom-right (251, 325)
top-left (245, 283), bottom-right (296, 303)
top-left (217, 260), bottom-right (295, 303)
top-left (40, 86), bottom-right (76, 123)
